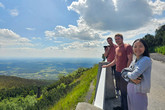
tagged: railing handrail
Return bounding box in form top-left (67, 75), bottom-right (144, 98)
top-left (94, 67), bottom-right (106, 109)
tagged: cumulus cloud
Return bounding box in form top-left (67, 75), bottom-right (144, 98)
top-left (106, 17), bottom-right (165, 45)
top-left (0, 2), bottom-right (5, 9)
top-left (9, 9), bottom-right (19, 16)
top-left (57, 40), bottom-right (103, 50)
top-left (148, 0), bottom-right (165, 15)
top-left (45, 18), bottom-right (102, 41)
top-left (68, 0), bottom-right (153, 31)
top-left (42, 40), bottom-right (104, 58)
top-left (0, 29), bottom-right (32, 47)
top-left (45, 0), bottom-right (165, 43)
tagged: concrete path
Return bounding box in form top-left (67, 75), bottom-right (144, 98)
top-left (148, 59), bottom-right (165, 110)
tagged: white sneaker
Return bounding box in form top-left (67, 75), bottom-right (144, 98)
top-left (116, 90), bottom-right (120, 96)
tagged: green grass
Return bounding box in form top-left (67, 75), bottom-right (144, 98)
top-left (50, 64), bottom-right (98, 110)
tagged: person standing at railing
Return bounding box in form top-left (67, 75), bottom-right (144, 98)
top-left (102, 34), bottom-right (133, 110)
top-left (121, 39), bottom-right (152, 110)
top-left (103, 37), bottom-right (118, 93)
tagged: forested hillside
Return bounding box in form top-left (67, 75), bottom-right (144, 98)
top-left (50, 64), bottom-right (98, 110)
top-left (0, 75), bottom-right (52, 109)
top-left (0, 75), bottom-right (51, 89)
top-left (142, 24), bottom-right (165, 54)
top-left (0, 64), bottom-right (98, 110)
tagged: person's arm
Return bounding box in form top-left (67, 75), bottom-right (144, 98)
top-left (127, 57), bottom-right (151, 79)
top-left (102, 56), bottom-right (116, 68)
top-left (104, 46), bottom-right (110, 58)
top-left (127, 53), bottom-right (133, 67)
top-left (130, 78), bottom-right (142, 84)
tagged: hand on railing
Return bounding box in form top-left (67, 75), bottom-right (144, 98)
top-left (102, 65), bottom-right (108, 68)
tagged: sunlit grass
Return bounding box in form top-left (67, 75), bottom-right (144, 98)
top-left (50, 64), bottom-right (98, 110)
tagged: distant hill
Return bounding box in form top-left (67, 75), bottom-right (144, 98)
top-left (0, 58), bottom-right (101, 80)
top-left (0, 75), bottom-right (52, 89)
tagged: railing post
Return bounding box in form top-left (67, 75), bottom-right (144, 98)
top-left (94, 62), bottom-right (116, 109)
top-left (95, 62), bottom-right (116, 99)
top-left (105, 64), bottom-right (116, 99)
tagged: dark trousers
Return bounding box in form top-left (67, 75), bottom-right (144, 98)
top-left (111, 65), bottom-right (116, 75)
top-left (115, 71), bottom-right (128, 110)
top-left (114, 70), bottom-right (120, 91)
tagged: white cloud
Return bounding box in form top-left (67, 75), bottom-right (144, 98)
top-left (112, 0), bottom-right (118, 11)
top-left (106, 17), bottom-right (165, 46)
top-left (0, 43), bottom-right (103, 58)
top-left (26, 28), bottom-right (35, 31)
top-left (49, 41), bottom-right (104, 58)
top-left (148, 0), bottom-right (165, 15)
top-left (61, 41), bottom-right (102, 49)
top-left (45, 0), bottom-right (165, 45)
top-left (0, 29), bottom-right (32, 48)
top-left (32, 37), bottom-right (41, 40)
top-left (45, 18), bottom-right (102, 41)
top-left (0, 2), bottom-right (5, 9)
top-left (9, 9), bottom-right (19, 16)
top-left (68, 0), bottom-right (153, 31)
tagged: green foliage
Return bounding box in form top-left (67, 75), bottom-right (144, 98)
top-left (142, 34), bottom-right (156, 48)
top-left (0, 75), bottom-right (50, 89)
top-left (0, 95), bottom-right (37, 110)
top-left (155, 46), bottom-right (165, 55)
top-left (0, 75), bottom-right (50, 102)
top-left (21, 67), bottom-right (89, 110)
top-left (0, 65), bottom-right (98, 110)
top-left (51, 64), bottom-right (98, 110)
top-left (142, 24), bottom-right (165, 54)
top-left (45, 68), bottom-right (88, 91)
top-left (155, 25), bottom-right (165, 46)
top-left (0, 75), bottom-right (51, 110)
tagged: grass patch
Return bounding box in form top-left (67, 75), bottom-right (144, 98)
top-left (50, 64), bottom-right (98, 110)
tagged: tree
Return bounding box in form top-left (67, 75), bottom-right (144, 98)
top-left (155, 25), bottom-right (165, 46)
top-left (142, 34), bottom-right (155, 47)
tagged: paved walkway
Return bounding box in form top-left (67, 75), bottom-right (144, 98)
top-left (148, 59), bottom-right (165, 110)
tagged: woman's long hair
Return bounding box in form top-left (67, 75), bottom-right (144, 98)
top-left (132, 39), bottom-right (150, 57)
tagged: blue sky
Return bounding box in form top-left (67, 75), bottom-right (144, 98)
top-left (0, 0), bottom-right (165, 58)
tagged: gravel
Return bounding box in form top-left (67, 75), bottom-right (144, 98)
top-left (150, 53), bottom-right (165, 63)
